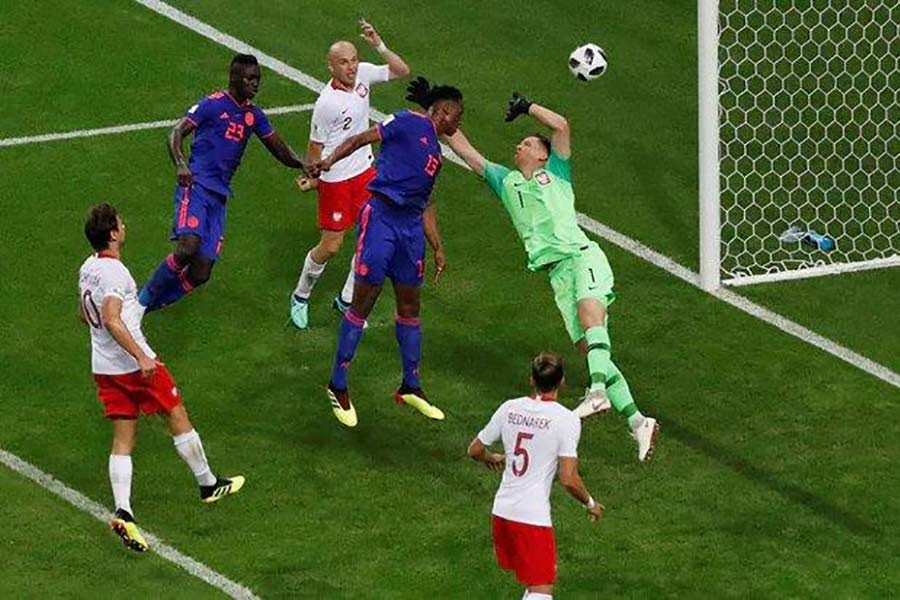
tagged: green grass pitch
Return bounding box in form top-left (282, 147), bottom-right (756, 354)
top-left (1, 1), bottom-right (898, 597)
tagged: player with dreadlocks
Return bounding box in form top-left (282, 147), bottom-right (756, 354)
top-left (307, 77), bottom-right (464, 427)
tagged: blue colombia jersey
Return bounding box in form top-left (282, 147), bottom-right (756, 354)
top-left (183, 90), bottom-right (274, 197)
top-left (368, 110), bottom-right (443, 212)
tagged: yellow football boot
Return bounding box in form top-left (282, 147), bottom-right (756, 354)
top-left (110, 509), bottom-right (149, 553)
top-left (200, 476), bottom-right (246, 504)
top-left (327, 384), bottom-right (358, 427)
top-left (395, 386), bottom-right (445, 421)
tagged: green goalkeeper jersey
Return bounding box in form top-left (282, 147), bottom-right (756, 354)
top-left (483, 151), bottom-right (590, 271)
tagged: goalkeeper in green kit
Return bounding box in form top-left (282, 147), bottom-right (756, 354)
top-left (431, 83), bottom-right (659, 461)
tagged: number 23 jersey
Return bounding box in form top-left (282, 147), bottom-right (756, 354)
top-left (478, 396), bottom-right (581, 527)
top-left (184, 90), bottom-right (275, 197)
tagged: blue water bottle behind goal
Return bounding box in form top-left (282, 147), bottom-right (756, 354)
top-left (779, 225), bottom-right (835, 251)
top-left (802, 229), bottom-right (835, 251)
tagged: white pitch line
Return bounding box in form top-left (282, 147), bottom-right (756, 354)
top-left (710, 287), bottom-right (900, 388)
top-left (0, 448), bottom-right (261, 600)
top-left (134, 0), bottom-right (900, 392)
top-left (0, 104), bottom-right (314, 148)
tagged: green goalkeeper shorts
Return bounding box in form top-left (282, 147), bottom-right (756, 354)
top-left (548, 242), bottom-right (616, 343)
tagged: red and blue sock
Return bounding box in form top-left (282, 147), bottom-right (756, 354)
top-left (139, 254), bottom-right (193, 311)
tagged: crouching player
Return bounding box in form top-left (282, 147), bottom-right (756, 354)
top-left (79, 204), bottom-right (244, 552)
top-left (468, 353), bottom-right (604, 599)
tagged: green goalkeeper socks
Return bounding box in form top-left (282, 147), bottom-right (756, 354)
top-left (606, 362), bottom-right (639, 419)
top-left (585, 325), bottom-right (612, 387)
top-left (585, 325), bottom-right (640, 421)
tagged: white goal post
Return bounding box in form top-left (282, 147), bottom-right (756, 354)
top-left (699, 0), bottom-right (900, 290)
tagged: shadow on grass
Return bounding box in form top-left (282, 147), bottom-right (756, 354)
top-left (656, 409), bottom-right (879, 537)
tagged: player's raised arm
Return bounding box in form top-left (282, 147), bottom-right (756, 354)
top-left (308, 126), bottom-right (380, 177)
top-left (359, 19), bottom-right (410, 79)
top-left (260, 131), bottom-right (309, 171)
top-left (101, 296), bottom-right (156, 379)
top-left (167, 118), bottom-right (197, 187)
top-left (504, 92), bottom-right (571, 159)
top-left (445, 130), bottom-right (488, 176)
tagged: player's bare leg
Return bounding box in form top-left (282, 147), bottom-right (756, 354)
top-left (108, 419), bottom-right (148, 552)
top-left (327, 280), bottom-right (383, 426)
top-left (573, 298), bottom-right (659, 461)
top-left (291, 229), bottom-right (348, 329)
top-left (391, 282), bottom-right (444, 420)
top-left (526, 584), bottom-right (554, 599)
top-left (166, 405), bottom-right (245, 503)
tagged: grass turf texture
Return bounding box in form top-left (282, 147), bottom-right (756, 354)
top-left (2, 0), bottom-right (898, 597)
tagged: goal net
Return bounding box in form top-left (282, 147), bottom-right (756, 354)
top-left (703, 1), bottom-right (899, 287)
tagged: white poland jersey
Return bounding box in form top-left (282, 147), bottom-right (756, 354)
top-left (478, 396), bottom-right (581, 527)
top-left (79, 254), bottom-right (156, 375)
top-left (310, 62), bottom-right (390, 183)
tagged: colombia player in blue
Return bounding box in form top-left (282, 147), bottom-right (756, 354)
top-left (307, 79), bottom-right (464, 427)
top-left (139, 54), bottom-right (307, 311)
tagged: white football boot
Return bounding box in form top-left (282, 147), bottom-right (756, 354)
top-left (632, 417), bottom-right (660, 462)
top-left (573, 387), bottom-right (611, 419)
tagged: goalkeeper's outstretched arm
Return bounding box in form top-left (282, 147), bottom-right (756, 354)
top-left (528, 103), bottom-right (570, 159)
top-left (445, 130), bottom-right (488, 177)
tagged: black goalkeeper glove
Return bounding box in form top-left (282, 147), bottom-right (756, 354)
top-left (405, 76), bottom-right (433, 108)
top-left (504, 92), bottom-right (533, 122)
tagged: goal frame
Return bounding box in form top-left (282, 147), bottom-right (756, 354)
top-left (697, 0), bottom-right (900, 290)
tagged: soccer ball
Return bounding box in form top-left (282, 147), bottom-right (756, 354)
top-left (568, 44), bottom-right (608, 81)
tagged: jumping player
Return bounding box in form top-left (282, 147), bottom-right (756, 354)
top-left (444, 92), bottom-right (659, 461)
top-left (468, 353), bottom-right (604, 599)
top-left (290, 19), bottom-right (411, 329)
top-left (306, 78), bottom-right (463, 427)
top-left (80, 204), bottom-right (244, 553)
top-left (139, 53), bottom-right (307, 312)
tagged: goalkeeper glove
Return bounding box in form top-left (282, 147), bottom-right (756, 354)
top-left (504, 92), bottom-right (533, 122)
top-left (405, 76), bottom-right (433, 108)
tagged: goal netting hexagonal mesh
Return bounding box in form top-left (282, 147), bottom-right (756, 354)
top-left (716, 1), bottom-right (899, 285)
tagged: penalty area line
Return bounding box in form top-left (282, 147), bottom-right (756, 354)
top-left (0, 103), bottom-right (315, 148)
top-left (0, 448), bottom-right (262, 600)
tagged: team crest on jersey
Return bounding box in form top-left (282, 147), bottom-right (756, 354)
top-left (536, 172), bottom-right (551, 185)
top-left (355, 83), bottom-right (369, 98)
top-left (244, 112), bottom-right (255, 127)
top-left (332, 211), bottom-right (343, 222)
